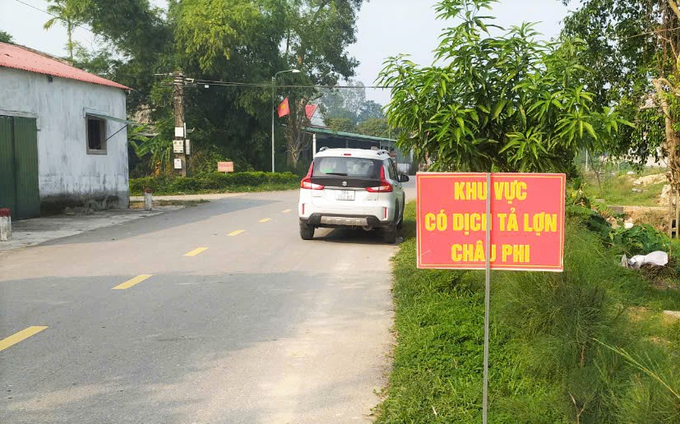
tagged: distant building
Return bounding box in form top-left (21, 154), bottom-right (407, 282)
top-left (303, 126), bottom-right (414, 174)
top-left (0, 42), bottom-right (130, 219)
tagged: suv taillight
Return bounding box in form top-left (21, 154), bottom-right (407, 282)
top-left (300, 162), bottom-right (325, 190)
top-left (366, 167), bottom-right (393, 193)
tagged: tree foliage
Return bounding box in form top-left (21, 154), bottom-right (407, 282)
top-left (378, 0), bottom-right (629, 173)
top-left (317, 81), bottom-right (390, 138)
top-left (319, 82), bottom-right (367, 124)
top-left (561, 0), bottom-right (680, 193)
top-left (64, 0), bottom-right (365, 173)
top-left (0, 30), bottom-right (14, 44)
top-left (44, 0), bottom-right (88, 61)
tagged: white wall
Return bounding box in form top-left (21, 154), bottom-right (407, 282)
top-left (0, 68), bottom-right (129, 207)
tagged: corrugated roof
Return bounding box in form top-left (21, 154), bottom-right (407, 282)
top-left (303, 126), bottom-right (396, 143)
top-left (0, 42), bottom-right (129, 90)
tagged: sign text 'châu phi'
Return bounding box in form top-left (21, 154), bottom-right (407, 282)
top-left (416, 173), bottom-right (566, 272)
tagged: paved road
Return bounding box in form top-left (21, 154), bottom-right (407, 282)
top-left (0, 181), bottom-right (415, 424)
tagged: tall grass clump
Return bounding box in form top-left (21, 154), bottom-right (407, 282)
top-left (377, 204), bottom-right (571, 423)
top-left (497, 219), bottom-right (680, 423)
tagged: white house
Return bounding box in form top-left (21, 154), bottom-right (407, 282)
top-left (0, 42), bottom-right (130, 219)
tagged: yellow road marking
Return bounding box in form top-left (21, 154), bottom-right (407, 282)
top-left (228, 230), bottom-right (245, 237)
top-left (0, 326), bottom-right (48, 352)
top-left (113, 274), bottom-right (153, 290)
top-left (184, 247), bottom-right (209, 257)
top-left (259, 218), bottom-right (271, 223)
top-left (282, 209), bottom-right (292, 213)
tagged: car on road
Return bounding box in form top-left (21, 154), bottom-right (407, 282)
top-left (298, 148), bottom-right (409, 243)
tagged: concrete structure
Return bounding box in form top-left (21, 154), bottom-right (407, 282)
top-left (0, 208), bottom-right (11, 241)
top-left (0, 42), bottom-right (130, 218)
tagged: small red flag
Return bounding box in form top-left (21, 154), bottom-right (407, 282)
top-left (305, 104), bottom-right (318, 120)
top-left (278, 98), bottom-right (290, 118)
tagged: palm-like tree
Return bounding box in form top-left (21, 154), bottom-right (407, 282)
top-left (43, 0), bottom-right (85, 62)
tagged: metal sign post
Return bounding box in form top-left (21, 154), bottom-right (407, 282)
top-left (482, 172), bottom-right (491, 424)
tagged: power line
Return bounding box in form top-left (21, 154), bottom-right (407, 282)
top-left (156, 75), bottom-right (392, 90)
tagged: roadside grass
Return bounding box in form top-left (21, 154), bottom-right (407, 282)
top-left (376, 201), bottom-right (680, 423)
top-left (376, 202), bottom-right (566, 423)
top-left (582, 172), bottom-right (666, 207)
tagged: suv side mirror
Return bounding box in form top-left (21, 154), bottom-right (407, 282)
top-left (398, 174), bottom-right (410, 183)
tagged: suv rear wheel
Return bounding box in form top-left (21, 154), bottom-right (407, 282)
top-left (383, 223), bottom-right (397, 244)
top-left (396, 200), bottom-right (404, 230)
top-left (300, 223), bottom-right (315, 240)
top-left (383, 208), bottom-right (397, 244)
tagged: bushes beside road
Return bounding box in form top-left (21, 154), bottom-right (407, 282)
top-left (129, 172), bottom-right (300, 195)
top-left (376, 201), bottom-right (680, 423)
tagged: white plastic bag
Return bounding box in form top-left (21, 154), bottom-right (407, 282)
top-left (627, 251), bottom-right (669, 269)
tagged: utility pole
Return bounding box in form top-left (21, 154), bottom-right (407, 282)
top-left (173, 71), bottom-right (187, 177)
top-left (271, 75), bottom-right (276, 173)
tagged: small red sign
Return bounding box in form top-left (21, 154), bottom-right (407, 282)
top-left (417, 173), bottom-right (565, 272)
top-left (217, 162), bottom-right (234, 173)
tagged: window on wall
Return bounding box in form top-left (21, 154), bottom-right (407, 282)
top-left (86, 115), bottom-right (106, 153)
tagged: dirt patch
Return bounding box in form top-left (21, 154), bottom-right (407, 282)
top-left (625, 207), bottom-right (670, 232)
top-left (640, 262), bottom-right (679, 290)
top-left (633, 173), bottom-right (667, 186)
top-left (662, 310), bottom-right (680, 324)
top-left (626, 306), bottom-right (650, 322)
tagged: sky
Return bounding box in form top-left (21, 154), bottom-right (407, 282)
top-left (1, 0), bottom-right (571, 105)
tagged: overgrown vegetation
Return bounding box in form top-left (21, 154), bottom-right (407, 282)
top-left (129, 172), bottom-right (300, 195)
top-left (379, 0), bottom-right (630, 173)
top-left (376, 201), bottom-right (680, 423)
top-left (375, 2), bottom-right (680, 419)
top-left (561, 0), bottom-right (680, 205)
top-left (43, 0), bottom-right (370, 173)
top-left (577, 163), bottom-right (668, 207)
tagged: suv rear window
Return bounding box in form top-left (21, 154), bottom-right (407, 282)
top-left (313, 157), bottom-right (381, 179)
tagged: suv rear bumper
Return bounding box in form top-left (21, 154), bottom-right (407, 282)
top-left (301, 213), bottom-right (392, 229)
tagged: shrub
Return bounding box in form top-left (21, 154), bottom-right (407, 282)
top-left (610, 224), bottom-right (671, 256)
top-left (129, 172), bottom-right (300, 195)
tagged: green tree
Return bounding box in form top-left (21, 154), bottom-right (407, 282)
top-left (357, 100), bottom-right (385, 122)
top-left (279, 0), bottom-right (366, 166)
top-left (0, 30), bottom-right (14, 44)
top-left (69, 0), bottom-right (364, 172)
top-left (72, 45), bottom-right (118, 77)
top-left (378, 0), bottom-right (628, 173)
top-left (560, 0), bottom-right (680, 220)
top-left (319, 81), bottom-right (367, 124)
top-left (325, 117), bottom-right (356, 132)
top-left (357, 118), bottom-right (390, 138)
top-left (283, 1), bottom-right (364, 84)
top-left (43, 0), bottom-right (88, 61)
top-left (169, 0), bottom-right (366, 168)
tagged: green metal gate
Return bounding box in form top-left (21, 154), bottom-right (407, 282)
top-left (0, 115), bottom-right (40, 220)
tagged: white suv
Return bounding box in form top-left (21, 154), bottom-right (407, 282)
top-left (298, 148), bottom-right (409, 243)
